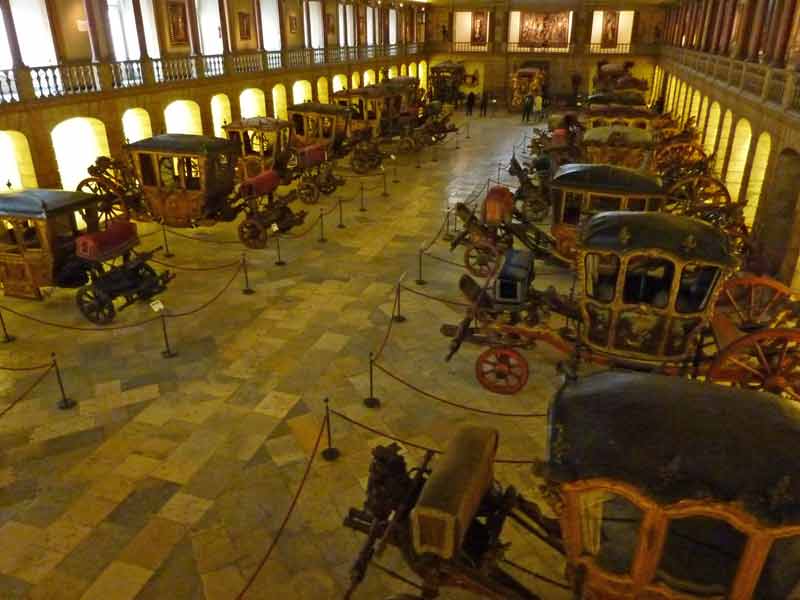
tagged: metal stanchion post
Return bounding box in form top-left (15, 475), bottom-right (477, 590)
top-left (496, 162), bottom-right (501, 181)
top-left (274, 235), bottom-right (286, 266)
top-left (382, 172), bottom-right (389, 198)
top-left (359, 183), bottom-right (366, 212)
top-left (318, 208), bottom-right (327, 243)
top-left (161, 222), bottom-right (174, 258)
top-left (392, 165), bottom-right (399, 184)
top-left (52, 353), bottom-right (75, 410)
top-left (241, 253), bottom-right (254, 295)
top-left (416, 248), bottom-right (427, 286)
top-left (0, 309), bottom-right (14, 343)
top-left (321, 398), bottom-right (340, 461)
top-left (337, 198), bottom-right (346, 229)
top-left (392, 284), bottom-right (406, 323)
top-left (160, 312), bottom-right (177, 358)
top-left (364, 352), bottom-right (380, 408)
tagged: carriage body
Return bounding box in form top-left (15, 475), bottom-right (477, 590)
top-left (223, 116), bottom-right (290, 179)
top-left (547, 371), bottom-right (800, 599)
top-left (550, 164), bottom-right (668, 262)
top-left (429, 61), bottom-right (466, 104)
top-left (333, 86), bottom-right (398, 140)
top-left (582, 126), bottom-right (656, 172)
top-left (125, 134), bottom-right (240, 228)
top-left (287, 102), bottom-right (352, 154)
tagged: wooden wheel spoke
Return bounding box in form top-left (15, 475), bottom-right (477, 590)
top-left (753, 341), bottom-right (772, 374)
top-left (727, 356), bottom-right (766, 380)
top-left (724, 289), bottom-right (747, 323)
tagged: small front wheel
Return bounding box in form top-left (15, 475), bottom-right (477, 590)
top-left (238, 218), bottom-right (268, 249)
top-left (298, 181), bottom-right (320, 205)
top-left (464, 244), bottom-right (498, 278)
top-left (76, 285), bottom-right (116, 325)
top-left (475, 346), bottom-right (529, 395)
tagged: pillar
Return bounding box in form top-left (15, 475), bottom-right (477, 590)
top-left (218, 0), bottom-right (231, 53)
top-left (700, 0), bottom-right (715, 50)
top-left (186, 0), bottom-right (202, 55)
top-left (689, 1), bottom-right (702, 48)
top-left (254, 0), bottom-right (264, 50)
top-left (711, 0), bottom-right (726, 52)
top-left (131, 0), bottom-right (150, 59)
top-left (83, 0), bottom-right (112, 62)
top-left (720, 0), bottom-right (738, 55)
top-left (770, 0), bottom-right (797, 66)
top-left (0, 0), bottom-right (23, 67)
top-left (747, 0), bottom-right (770, 61)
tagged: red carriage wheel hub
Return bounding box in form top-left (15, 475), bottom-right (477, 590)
top-left (475, 347), bottom-right (529, 395)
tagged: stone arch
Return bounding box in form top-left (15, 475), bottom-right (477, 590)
top-left (724, 117), bottom-right (751, 202)
top-left (351, 71), bottom-right (361, 89)
top-left (240, 88), bottom-right (267, 118)
top-left (0, 131), bottom-right (37, 190)
top-left (164, 100), bottom-right (203, 135)
top-left (50, 117), bottom-right (111, 190)
top-left (758, 149), bottom-right (800, 283)
top-left (744, 132), bottom-right (771, 227)
top-left (121, 108), bottom-right (152, 144)
top-left (292, 80), bottom-right (313, 104)
top-left (408, 62), bottom-right (417, 78)
top-left (210, 94), bottom-right (232, 138)
top-left (317, 76), bottom-right (329, 104)
top-left (674, 81), bottom-right (686, 117)
top-left (713, 109), bottom-right (733, 175)
top-left (363, 69), bottom-right (376, 85)
top-left (272, 84), bottom-right (288, 119)
top-left (696, 96), bottom-right (709, 138)
top-left (703, 101), bottom-right (721, 156)
top-left (419, 60), bottom-right (428, 89)
top-left (332, 74), bottom-right (348, 93)
top-left (687, 89), bottom-right (701, 125)
top-left (400, 64), bottom-right (407, 76)
top-left (388, 66), bottom-right (398, 79)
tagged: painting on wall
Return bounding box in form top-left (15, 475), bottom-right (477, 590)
top-left (289, 15), bottom-right (298, 34)
top-left (167, 1), bottom-right (190, 46)
top-left (325, 13), bottom-right (334, 35)
top-left (238, 12), bottom-right (251, 41)
top-left (601, 10), bottom-right (620, 48)
top-left (358, 15), bottom-right (366, 41)
top-left (471, 12), bottom-right (487, 45)
top-left (519, 12), bottom-right (570, 47)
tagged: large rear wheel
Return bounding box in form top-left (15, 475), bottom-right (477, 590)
top-left (238, 218), bottom-right (268, 249)
top-left (76, 285), bottom-right (116, 325)
top-left (475, 346), bottom-right (529, 395)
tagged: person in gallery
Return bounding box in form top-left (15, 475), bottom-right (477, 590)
top-left (466, 91), bottom-right (475, 116)
top-left (479, 91), bottom-right (488, 116)
top-left (522, 93), bottom-right (533, 122)
top-left (534, 94), bottom-right (543, 120)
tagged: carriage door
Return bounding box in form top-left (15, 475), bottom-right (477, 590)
top-left (583, 253), bottom-right (621, 349)
top-left (0, 219), bottom-right (50, 299)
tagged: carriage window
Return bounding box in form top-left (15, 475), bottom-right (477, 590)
top-left (158, 156), bottom-right (178, 188)
top-left (292, 113), bottom-right (305, 135)
top-left (0, 219), bottom-right (17, 251)
top-left (241, 131), bottom-right (254, 154)
top-left (676, 264), bottom-right (720, 313)
top-left (590, 195), bottom-right (621, 213)
top-left (623, 256), bottom-right (674, 308)
top-left (139, 154), bottom-right (157, 186)
top-left (755, 536), bottom-right (800, 599)
top-left (626, 197), bottom-right (646, 211)
top-left (648, 197), bottom-right (665, 211)
top-left (16, 220), bottom-right (41, 250)
top-left (366, 100), bottom-right (377, 119)
top-left (579, 491), bottom-right (643, 576)
top-left (183, 158), bottom-right (201, 191)
top-left (321, 116), bottom-right (333, 137)
top-left (585, 253), bottom-right (620, 303)
top-left (563, 192), bottom-right (583, 225)
top-left (655, 517), bottom-right (746, 596)
top-left (307, 117), bottom-right (320, 138)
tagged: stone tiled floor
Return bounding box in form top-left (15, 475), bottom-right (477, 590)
top-left (0, 114), bottom-right (574, 599)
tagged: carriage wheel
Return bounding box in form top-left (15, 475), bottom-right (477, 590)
top-left (298, 181), bottom-right (320, 205)
top-left (665, 175), bottom-right (735, 221)
top-left (708, 329), bottom-right (800, 400)
top-left (351, 153), bottom-right (371, 174)
top-left (397, 136), bottom-right (415, 154)
top-left (237, 218), bottom-right (268, 249)
top-left (716, 276), bottom-right (800, 331)
top-left (77, 177), bottom-right (125, 224)
top-left (464, 244), bottom-right (498, 278)
top-left (475, 347), bottom-right (529, 395)
top-left (76, 285), bottom-right (116, 325)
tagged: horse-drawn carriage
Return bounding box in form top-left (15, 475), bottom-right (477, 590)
top-left (443, 210), bottom-right (800, 400)
top-left (344, 372), bottom-right (800, 598)
top-left (429, 61), bottom-right (465, 104)
top-left (0, 189), bottom-right (171, 323)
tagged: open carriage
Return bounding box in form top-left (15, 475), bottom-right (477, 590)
top-left (0, 189), bottom-right (171, 323)
top-left (443, 211), bottom-right (800, 400)
top-left (344, 373), bottom-right (800, 599)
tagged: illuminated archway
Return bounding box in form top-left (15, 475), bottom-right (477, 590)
top-left (724, 117), bottom-right (750, 197)
top-left (332, 74), bottom-right (348, 93)
top-left (388, 66), bottom-right (398, 79)
top-left (0, 131), bottom-right (37, 190)
top-left (351, 71), bottom-right (361, 89)
top-left (378, 68), bottom-right (385, 82)
top-left (317, 77), bottom-right (329, 104)
top-left (272, 84), bottom-right (288, 119)
top-left (164, 100), bottom-right (203, 135)
top-left (51, 117), bottom-right (110, 190)
top-left (211, 94), bottom-right (232, 138)
top-left (679, 85), bottom-right (692, 122)
top-left (713, 109), bottom-right (733, 175)
top-left (121, 108), bottom-right (152, 144)
top-left (419, 60), bottom-right (428, 90)
top-left (668, 77), bottom-right (679, 113)
top-left (696, 96), bottom-right (708, 138)
top-left (664, 76), bottom-right (675, 113)
top-left (400, 64), bottom-right (407, 76)
top-left (292, 80), bottom-right (312, 104)
top-left (703, 102), bottom-right (721, 156)
top-left (409, 62), bottom-right (417, 78)
top-left (687, 90), bottom-right (701, 125)
top-left (673, 81), bottom-right (686, 117)
top-left (363, 69), bottom-right (376, 85)
top-left (744, 132), bottom-right (771, 226)
top-left (240, 88), bottom-right (267, 118)
top-left (763, 149), bottom-right (800, 283)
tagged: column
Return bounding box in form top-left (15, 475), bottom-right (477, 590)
top-left (763, 0), bottom-right (784, 62)
top-left (720, 0), bottom-right (738, 55)
top-left (700, 0), bottom-right (714, 50)
top-left (186, 0), bottom-right (202, 55)
top-left (747, 0), bottom-right (770, 60)
top-left (771, 0), bottom-right (797, 66)
top-left (710, 0), bottom-right (726, 52)
top-left (131, 0), bottom-right (150, 59)
top-left (254, 0), bottom-right (264, 50)
top-left (0, 0), bottom-right (23, 67)
top-left (689, 1), bottom-right (701, 48)
top-left (218, 0), bottom-right (231, 53)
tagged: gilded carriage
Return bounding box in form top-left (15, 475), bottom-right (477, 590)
top-left (510, 66), bottom-right (546, 112)
top-left (223, 116), bottom-right (290, 179)
top-left (344, 372), bottom-right (800, 598)
top-left (581, 125), bottom-right (656, 171)
top-left (0, 189), bottom-right (170, 323)
top-left (333, 85), bottom-right (398, 173)
top-left (429, 60), bottom-right (466, 104)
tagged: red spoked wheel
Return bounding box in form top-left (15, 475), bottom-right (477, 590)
top-left (464, 243), bottom-right (499, 278)
top-left (716, 276), bottom-right (800, 331)
top-left (708, 328), bottom-right (800, 401)
top-left (475, 346), bottom-right (529, 395)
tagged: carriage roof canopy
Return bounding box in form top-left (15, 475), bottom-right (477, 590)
top-left (581, 212), bottom-right (736, 265)
top-left (587, 91), bottom-right (646, 106)
top-left (552, 163), bottom-right (664, 195)
top-left (222, 116), bottom-right (290, 131)
top-left (126, 134), bottom-right (240, 155)
top-left (582, 125), bottom-right (654, 146)
top-left (0, 189), bottom-right (98, 219)
top-left (547, 371), bottom-right (800, 525)
top-left (288, 102), bottom-right (353, 115)
top-left (430, 61), bottom-right (465, 72)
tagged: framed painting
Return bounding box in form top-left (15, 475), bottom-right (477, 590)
top-left (471, 12), bottom-right (487, 45)
top-left (601, 10), bottom-right (620, 48)
top-left (238, 12), bottom-right (251, 41)
top-left (325, 13), bottom-right (334, 35)
top-left (167, 1), bottom-right (190, 46)
top-left (519, 12), bottom-right (570, 48)
top-left (289, 14), bottom-right (298, 34)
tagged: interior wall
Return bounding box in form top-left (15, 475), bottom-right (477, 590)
top-left (50, 0), bottom-right (92, 62)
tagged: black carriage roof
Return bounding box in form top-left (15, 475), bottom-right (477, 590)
top-left (552, 163), bottom-right (664, 195)
top-left (222, 116), bottom-right (289, 131)
top-left (333, 85), bottom-right (390, 98)
top-left (547, 371), bottom-right (800, 525)
top-left (381, 76), bottom-right (419, 88)
top-left (126, 134), bottom-right (240, 155)
top-left (586, 91), bottom-right (647, 106)
top-left (0, 189), bottom-right (98, 219)
top-left (431, 61), bottom-right (465, 72)
top-left (581, 211), bottom-right (736, 265)
top-left (582, 125), bottom-right (654, 146)
top-left (288, 102), bottom-right (352, 115)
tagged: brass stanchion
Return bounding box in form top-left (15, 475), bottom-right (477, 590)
top-left (52, 353), bottom-right (75, 410)
top-left (160, 312), bottom-right (177, 359)
top-left (415, 248), bottom-right (427, 286)
top-left (241, 253), bottom-right (254, 295)
top-left (161, 222), bottom-right (174, 258)
top-left (0, 309), bottom-right (14, 343)
top-left (274, 235), bottom-right (286, 266)
top-left (364, 352), bottom-right (380, 408)
top-left (318, 208), bottom-right (327, 243)
top-left (321, 398), bottom-right (340, 461)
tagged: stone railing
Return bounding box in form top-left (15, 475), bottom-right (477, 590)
top-left (202, 54), bottom-right (224, 78)
top-left (111, 60), bottom-right (144, 89)
top-left (30, 63), bottom-right (100, 98)
top-left (153, 56), bottom-right (197, 82)
top-left (0, 69), bottom-right (19, 103)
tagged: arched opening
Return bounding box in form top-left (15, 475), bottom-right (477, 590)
top-left (332, 74), bottom-right (348, 93)
top-left (50, 118), bottom-right (110, 190)
top-left (351, 71), bottom-right (361, 89)
top-left (703, 101), bottom-right (721, 156)
top-left (723, 117), bottom-right (750, 201)
top-left (744, 132), bottom-right (771, 226)
top-left (272, 84), bottom-right (288, 119)
top-left (696, 96), bottom-right (709, 138)
top-left (378, 68), bottom-right (385, 82)
top-left (664, 76), bottom-right (675, 113)
top-left (759, 149), bottom-right (800, 283)
top-left (673, 81), bottom-right (685, 118)
top-left (400, 64), bottom-right (407, 76)
top-left (363, 69), bottom-right (376, 85)
top-left (713, 109), bottom-right (733, 175)
top-left (164, 100), bottom-right (203, 135)
top-left (0, 131), bottom-right (37, 190)
top-left (210, 94), bottom-right (232, 138)
top-left (121, 108), bottom-right (152, 144)
top-left (419, 60), bottom-right (428, 90)
top-left (679, 85), bottom-right (692, 122)
top-left (667, 77), bottom-right (679, 113)
top-left (292, 80), bottom-right (312, 104)
top-left (240, 88), bottom-right (267, 118)
top-left (409, 62), bottom-right (417, 78)
top-left (317, 77), bottom-right (329, 104)
top-left (687, 90), bottom-right (701, 125)
top-left (388, 66), bottom-right (398, 79)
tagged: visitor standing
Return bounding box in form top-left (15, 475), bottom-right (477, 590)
top-left (522, 93), bottom-right (534, 123)
top-left (534, 94), bottom-right (543, 121)
top-left (479, 91), bottom-right (488, 117)
top-left (466, 92), bottom-right (476, 116)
